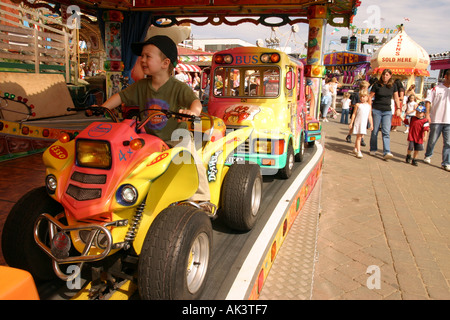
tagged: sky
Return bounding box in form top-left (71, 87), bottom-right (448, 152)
top-left (191, 0), bottom-right (450, 76)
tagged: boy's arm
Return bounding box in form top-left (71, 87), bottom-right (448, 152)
top-left (179, 99), bottom-right (202, 117)
top-left (102, 93), bottom-right (123, 110)
top-left (190, 99), bottom-right (202, 116)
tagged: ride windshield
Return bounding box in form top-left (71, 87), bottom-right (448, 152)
top-left (213, 67), bottom-right (280, 98)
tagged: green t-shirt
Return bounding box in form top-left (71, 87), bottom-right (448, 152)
top-left (119, 76), bottom-right (198, 141)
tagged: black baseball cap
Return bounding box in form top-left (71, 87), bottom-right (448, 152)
top-left (131, 35), bottom-right (178, 67)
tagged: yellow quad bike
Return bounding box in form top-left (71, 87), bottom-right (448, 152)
top-left (1, 106), bottom-right (262, 300)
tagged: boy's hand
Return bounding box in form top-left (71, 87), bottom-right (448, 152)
top-left (178, 108), bottom-right (199, 122)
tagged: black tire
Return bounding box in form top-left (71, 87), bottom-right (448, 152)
top-left (221, 163), bottom-right (262, 231)
top-left (279, 144), bottom-right (295, 179)
top-left (1, 186), bottom-right (63, 281)
top-left (295, 133), bottom-right (305, 163)
top-left (138, 206), bottom-right (212, 300)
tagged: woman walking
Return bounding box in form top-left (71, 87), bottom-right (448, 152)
top-left (369, 69), bottom-right (401, 160)
top-left (329, 77), bottom-right (341, 113)
top-left (320, 78), bottom-right (332, 122)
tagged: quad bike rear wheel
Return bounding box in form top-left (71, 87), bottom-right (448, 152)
top-left (138, 206), bottom-right (212, 300)
top-left (1, 186), bottom-right (63, 281)
top-left (221, 163), bottom-right (262, 231)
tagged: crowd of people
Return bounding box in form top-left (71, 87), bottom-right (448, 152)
top-left (321, 69), bottom-right (450, 172)
top-left (175, 69), bottom-right (201, 97)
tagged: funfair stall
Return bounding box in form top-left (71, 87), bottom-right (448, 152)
top-left (369, 25), bottom-right (430, 98)
top-left (323, 51), bottom-right (371, 92)
top-left (429, 51), bottom-right (450, 81)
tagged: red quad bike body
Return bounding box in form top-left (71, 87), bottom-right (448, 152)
top-left (1, 107), bottom-right (262, 300)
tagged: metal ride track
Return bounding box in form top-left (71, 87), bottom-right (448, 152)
top-left (201, 145), bottom-right (321, 300)
top-left (35, 144), bottom-right (321, 300)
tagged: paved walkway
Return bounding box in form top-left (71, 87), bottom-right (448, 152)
top-left (260, 116), bottom-right (450, 300)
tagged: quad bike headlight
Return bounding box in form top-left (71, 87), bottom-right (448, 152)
top-left (46, 174), bottom-right (57, 194)
top-left (76, 139), bottom-right (112, 169)
top-left (117, 184), bottom-right (138, 206)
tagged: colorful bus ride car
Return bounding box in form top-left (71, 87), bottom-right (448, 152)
top-left (205, 46), bottom-right (320, 178)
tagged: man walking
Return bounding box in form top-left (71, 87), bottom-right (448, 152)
top-left (424, 69), bottom-right (450, 171)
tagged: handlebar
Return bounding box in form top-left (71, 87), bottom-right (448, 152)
top-left (67, 105), bottom-right (119, 123)
top-left (67, 106), bottom-right (201, 133)
top-left (137, 108), bottom-right (201, 131)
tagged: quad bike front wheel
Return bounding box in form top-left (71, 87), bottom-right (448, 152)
top-left (1, 186), bottom-right (63, 281)
top-left (138, 206), bottom-right (212, 300)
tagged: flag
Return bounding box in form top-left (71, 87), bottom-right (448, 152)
top-left (331, 28), bottom-right (340, 35)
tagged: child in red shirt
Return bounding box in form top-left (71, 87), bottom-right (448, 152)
top-left (404, 105), bottom-right (429, 166)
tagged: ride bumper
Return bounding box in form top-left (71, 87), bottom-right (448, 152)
top-left (305, 121), bottom-right (321, 143)
top-left (34, 213), bottom-right (128, 280)
top-left (228, 132), bottom-right (289, 173)
top-left (228, 152), bottom-right (285, 175)
top-left (305, 130), bottom-right (321, 143)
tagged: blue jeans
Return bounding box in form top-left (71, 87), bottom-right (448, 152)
top-left (321, 95), bottom-right (332, 119)
top-left (425, 123), bottom-right (450, 166)
top-left (340, 109), bottom-right (349, 124)
top-left (370, 108), bottom-right (392, 155)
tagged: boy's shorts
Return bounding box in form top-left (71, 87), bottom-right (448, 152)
top-left (408, 141), bottom-right (424, 151)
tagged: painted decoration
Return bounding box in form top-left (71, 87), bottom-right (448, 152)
top-left (248, 155), bottom-right (324, 300)
top-left (105, 21), bottom-right (122, 61)
top-left (305, 78), bottom-right (320, 120)
top-left (324, 51), bottom-right (371, 66)
top-left (306, 19), bottom-right (325, 65)
top-left (106, 72), bottom-right (122, 99)
top-left (0, 119), bottom-right (79, 162)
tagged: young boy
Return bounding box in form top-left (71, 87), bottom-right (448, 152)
top-left (404, 105), bottom-right (429, 166)
top-left (101, 35), bottom-right (212, 212)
